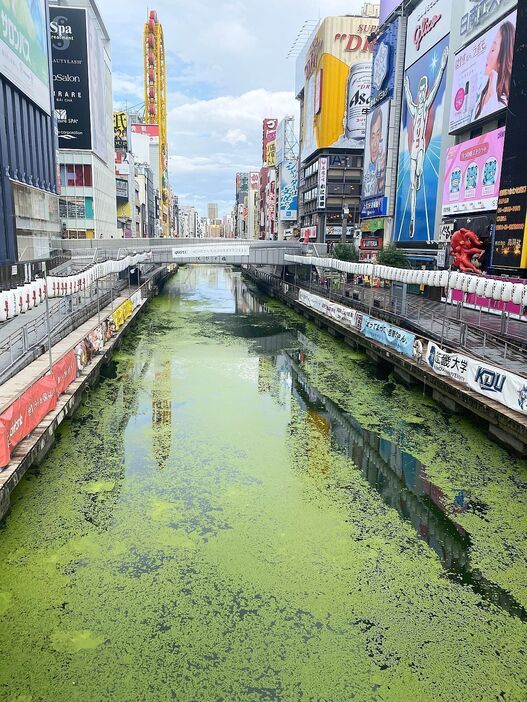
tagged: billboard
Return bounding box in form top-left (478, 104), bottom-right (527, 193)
top-left (380, 0), bottom-right (404, 26)
top-left (405, 0), bottom-right (451, 68)
top-left (0, 0), bottom-right (50, 114)
top-left (442, 127), bottom-right (505, 216)
top-left (317, 157), bottom-right (328, 209)
top-left (370, 18), bottom-right (399, 108)
top-left (395, 34), bottom-right (450, 242)
top-left (301, 16), bottom-right (378, 160)
top-left (131, 123), bottom-right (159, 163)
top-left (50, 7), bottom-right (92, 150)
top-left (493, 3), bottom-right (527, 269)
top-left (449, 11), bottom-right (517, 133)
top-left (87, 12), bottom-right (107, 162)
top-left (114, 112), bottom-right (128, 151)
top-left (262, 118), bottom-right (277, 166)
top-left (279, 160), bottom-right (298, 221)
top-left (361, 100), bottom-right (390, 217)
top-left (459, 0), bottom-right (517, 44)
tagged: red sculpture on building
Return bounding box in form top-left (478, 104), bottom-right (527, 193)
top-left (450, 228), bottom-right (484, 273)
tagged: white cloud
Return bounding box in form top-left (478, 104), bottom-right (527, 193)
top-left (222, 129), bottom-right (248, 146)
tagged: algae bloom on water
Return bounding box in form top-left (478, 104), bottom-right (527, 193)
top-left (0, 266), bottom-right (525, 702)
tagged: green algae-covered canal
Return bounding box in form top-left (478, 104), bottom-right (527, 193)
top-left (0, 266), bottom-right (526, 702)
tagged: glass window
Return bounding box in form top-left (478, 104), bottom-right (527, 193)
top-left (66, 164), bottom-right (75, 187)
top-left (83, 165), bottom-right (93, 187)
top-left (75, 165), bottom-right (84, 186)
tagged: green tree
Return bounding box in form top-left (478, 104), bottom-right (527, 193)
top-left (333, 242), bottom-right (358, 262)
top-left (376, 243), bottom-right (409, 268)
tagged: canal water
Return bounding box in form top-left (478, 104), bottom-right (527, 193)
top-left (0, 266), bottom-right (526, 702)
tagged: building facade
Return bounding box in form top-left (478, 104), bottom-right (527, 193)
top-left (0, 0), bottom-right (59, 261)
top-left (51, 0), bottom-right (117, 239)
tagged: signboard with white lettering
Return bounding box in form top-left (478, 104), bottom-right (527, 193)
top-left (459, 0), bottom-right (517, 45)
top-left (317, 157), bottom-right (328, 210)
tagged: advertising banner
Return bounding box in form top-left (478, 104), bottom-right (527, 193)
top-left (466, 358), bottom-right (527, 416)
top-left (299, 290), bottom-right (359, 329)
top-left (0, 0), bottom-right (50, 113)
top-left (301, 16), bottom-right (377, 160)
top-left (87, 12), bottom-right (107, 162)
top-left (425, 342), bottom-right (470, 384)
top-left (52, 351), bottom-right (77, 396)
top-left (302, 226), bottom-right (317, 242)
top-left (265, 169), bottom-right (276, 239)
top-left (360, 315), bottom-right (416, 357)
top-left (361, 100), bottom-right (390, 214)
top-left (50, 7), bottom-right (92, 150)
top-left (279, 160), bottom-right (298, 221)
top-left (493, 3), bottom-right (527, 270)
top-left (114, 112), bottom-right (128, 151)
top-left (371, 18), bottom-right (399, 108)
top-left (172, 245), bottom-right (251, 259)
top-left (317, 157), bottom-right (328, 209)
top-left (449, 11), bottom-right (517, 133)
top-left (262, 118), bottom-right (277, 166)
top-left (361, 196), bottom-right (388, 219)
top-left (131, 123), bottom-right (159, 164)
top-left (395, 33), bottom-right (450, 243)
top-left (459, 0), bottom-right (517, 44)
top-left (442, 127), bottom-right (505, 216)
top-left (405, 0), bottom-right (451, 68)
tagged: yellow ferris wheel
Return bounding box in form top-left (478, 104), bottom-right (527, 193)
top-left (144, 10), bottom-right (170, 237)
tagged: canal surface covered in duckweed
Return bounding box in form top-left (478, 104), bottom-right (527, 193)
top-left (0, 266), bottom-right (526, 702)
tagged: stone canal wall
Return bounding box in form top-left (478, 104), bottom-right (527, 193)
top-left (245, 268), bottom-right (527, 456)
top-left (0, 266), bottom-right (175, 522)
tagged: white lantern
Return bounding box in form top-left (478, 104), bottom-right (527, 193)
top-left (475, 277), bottom-right (487, 297)
top-left (484, 278), bottom-right (496, 299)
top-left (501, 281), bottom-right (513, 303)
top-left (492, 280), bottom-right (504, 301)
top-left (512, 283), bottom-right (524, 305)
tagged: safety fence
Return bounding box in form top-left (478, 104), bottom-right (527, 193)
top-left (0, 282), bottom-right (150, 470)
top-left (247, 268), bottom-right (527, 420)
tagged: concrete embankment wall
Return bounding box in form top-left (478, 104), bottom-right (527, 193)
top-left (246, 271), bottom-right (527, 457)
top-left (0, 268), bottom-right (174, 522)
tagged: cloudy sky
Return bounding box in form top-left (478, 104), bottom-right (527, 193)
top-left (102, 0), bottom-right (364, 216)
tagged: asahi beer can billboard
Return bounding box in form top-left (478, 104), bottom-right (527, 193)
top-left (344, 62), bottom-right (372, 145)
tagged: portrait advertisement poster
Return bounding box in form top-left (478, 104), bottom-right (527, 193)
top-left (361, 100), bottom-right (390, 215)
top-left (442, 127), bottom-right (505, 216)
top-left (0, 0), bottom-right (50, 113)
top-left (279, 160), bottom-right (298, 221)
top-left (449, 11), bottom-right (517, 133)
top-left (395, 34), bottom-right (450, 243)
top-left (50, 7), bottom-right (92, 150)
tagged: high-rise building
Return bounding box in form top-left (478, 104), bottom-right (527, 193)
top-left (207, 203), bottom-right (219, 222)
top-left (295, 11), bottom-right (378, 244)
top-left (0, 0), bottom-right (59, 261)
top-left (51, 0), bottom-right (117, 240)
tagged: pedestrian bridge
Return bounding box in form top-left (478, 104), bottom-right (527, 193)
top-left (59, 238), bottom-right (305, 266)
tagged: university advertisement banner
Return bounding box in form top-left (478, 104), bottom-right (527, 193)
top-left (442, 127), bottom-right (505, 216)
top-left (425, 342), bottom-right (469, 384)
top-left (466, 358), bottom-right (527, 417)
top-left (298, 291), bottom-right (359, 329)
top-left (0, 0), bottom-right (50, 114)
top-left (360, 315), bottom-right (416, 357)
top-left (449, 11), bottom-right (517, 133)
top-left (50, 7), bottom-right (92, 150)
top-left (279, 160), bottom-right (298, 221)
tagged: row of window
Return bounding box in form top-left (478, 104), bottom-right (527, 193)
top-left (59, 164), bottom-right (93, 188)
top-left (59, 196), bottom-right (94, 220)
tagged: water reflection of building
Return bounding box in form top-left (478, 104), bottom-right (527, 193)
top-left (152, 358), bottom-right (172, 469)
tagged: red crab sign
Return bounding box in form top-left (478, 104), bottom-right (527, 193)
top-left (450, 228), bottom-right (484, 274)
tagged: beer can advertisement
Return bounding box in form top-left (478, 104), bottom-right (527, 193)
top-left (395, 34), bottom-right (450, 243)
top-left (301, 16), bottom-right (377, 160)
top-left (442, 127), bottom-right (505, 216)
top-left (449, 11), bottom-right (517, 133)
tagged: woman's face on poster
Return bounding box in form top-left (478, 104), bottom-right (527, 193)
top-left (485, 32), bottom-right (501, 75)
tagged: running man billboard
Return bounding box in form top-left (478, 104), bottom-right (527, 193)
top-left (0, 0), bottom-right (50, 113)
top-left (395, 0), bottom-right (451, 243)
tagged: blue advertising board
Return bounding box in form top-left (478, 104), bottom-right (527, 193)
top-left (370, 18), bottom-right (399, 109)
top-left (360, 315), bottom-right (416, 357)
top-left (394, 34), bottom-right (450, 243)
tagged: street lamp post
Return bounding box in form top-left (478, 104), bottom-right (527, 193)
top-left (42, 262), bottom-right (53, 374)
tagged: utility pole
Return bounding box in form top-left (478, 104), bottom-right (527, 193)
top-left (43, 262), bottom-right (53, 374)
